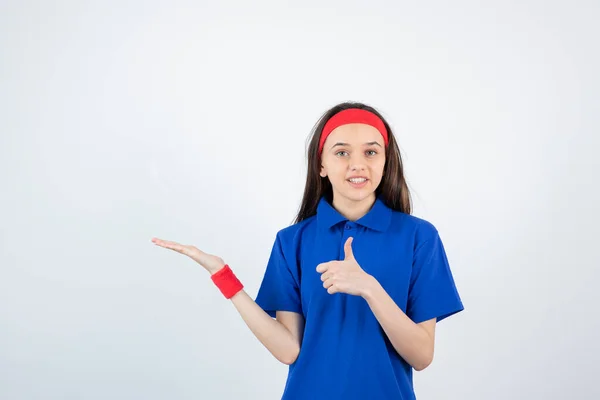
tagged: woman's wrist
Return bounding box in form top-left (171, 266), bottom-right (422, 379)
top-left (209, 263), bottom-right (226, 275)
top-left (360, 274), bottom-right (380, 300)
top-left (210, 264), bottom-right (244, 299)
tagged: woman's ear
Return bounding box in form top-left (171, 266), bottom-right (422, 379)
top-left (320, 165), bottom-right (327, 178)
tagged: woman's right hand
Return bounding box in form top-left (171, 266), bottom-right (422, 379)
top-left (151, 237), bottom-right (226, 275)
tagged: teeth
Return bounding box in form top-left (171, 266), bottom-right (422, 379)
top-left (349, 178), bottom-right (366, 183)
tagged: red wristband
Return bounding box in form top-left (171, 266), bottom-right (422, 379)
top-left (211, 264), bottom-right (243, 299)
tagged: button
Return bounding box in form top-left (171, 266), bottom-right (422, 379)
top-left (345, 224), bottom-right (352, 230)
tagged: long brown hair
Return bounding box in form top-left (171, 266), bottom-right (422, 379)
top-left (292, 101), bottom-right (412, 224)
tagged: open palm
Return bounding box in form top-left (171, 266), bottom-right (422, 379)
top-left (151, 237), bottom-right (225, 274)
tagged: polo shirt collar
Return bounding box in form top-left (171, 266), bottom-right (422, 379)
top-left (317, 194), bottom-right (392, 232)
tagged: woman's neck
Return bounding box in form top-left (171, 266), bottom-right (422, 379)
top-left (331, 193), bottom-right (376, 222)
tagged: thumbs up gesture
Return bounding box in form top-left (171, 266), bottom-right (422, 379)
top-left (316, 237), bottom-right (374, 297)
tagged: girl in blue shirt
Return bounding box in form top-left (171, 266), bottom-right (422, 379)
top-left (152, 101), bottom-right (464, 399)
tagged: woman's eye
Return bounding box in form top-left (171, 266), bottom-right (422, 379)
top-left (335, 150), bottom-right (377, 157)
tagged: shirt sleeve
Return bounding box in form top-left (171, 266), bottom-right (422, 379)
top-left (406, 230), bottom-right (464, 324)
top-left (254, 232), bottom-right (303, 318)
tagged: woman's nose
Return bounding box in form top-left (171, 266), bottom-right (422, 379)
top-left (350, 162), bottom-right (366, 171)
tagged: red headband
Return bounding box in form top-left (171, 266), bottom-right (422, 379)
top-left (319, 108), bottom-right (389, 156)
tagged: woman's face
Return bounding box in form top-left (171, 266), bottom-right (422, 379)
top-left (319, 123), bottom-right (386, 204)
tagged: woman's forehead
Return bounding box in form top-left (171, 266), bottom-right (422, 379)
top-left (326, 123), bottom-right (383, 145)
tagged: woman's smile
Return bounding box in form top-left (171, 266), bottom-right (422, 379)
top-left (347, 177), bottom-right (369, 188)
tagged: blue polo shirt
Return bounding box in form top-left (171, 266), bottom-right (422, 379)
top-left (255, 194), bottom-right (464, 400)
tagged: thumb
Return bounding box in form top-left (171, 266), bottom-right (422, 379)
top-left (344, 237), bottom-right (354, 260)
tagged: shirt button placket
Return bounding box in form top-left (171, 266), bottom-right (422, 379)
top-left (341, 222), bottom-right (353, 258)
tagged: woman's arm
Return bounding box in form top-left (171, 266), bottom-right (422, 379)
top-left (316, 237), bottom-right (436, 371)
top-left (227, 288), bottom-right (305, 365)
top-left (362, 278), bottom-right (436, 371)
top-left (150, 238), bottom-right (304, 365)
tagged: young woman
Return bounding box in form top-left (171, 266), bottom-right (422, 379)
top-left (152, 101), bottom-right (464, 399)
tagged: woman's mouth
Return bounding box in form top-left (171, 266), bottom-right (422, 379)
top-left (347, 178), bottom-right (368, 189)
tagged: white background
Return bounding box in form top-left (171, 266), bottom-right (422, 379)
top-left (1, 1), bottom-right (598, 399)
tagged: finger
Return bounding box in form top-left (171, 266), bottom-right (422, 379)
top-left (327, 285), bottom-right (338, 295)
top-left (320, 272), bottom-right (332, 282)
top-left (323, 278), bottom-right (334, 289)
top-left (344, 237), bottom-right (354, 260)
top-left (152, 238), bottom-right (178, 246)
top-left (152, 238), bottom-right (184, 252)
top-left (316, 262), bottom-right (330, 273)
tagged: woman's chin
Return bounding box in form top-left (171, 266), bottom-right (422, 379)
top-left (337, 187), bottom-right (375, 202)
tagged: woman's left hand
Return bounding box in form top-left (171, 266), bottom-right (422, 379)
top-left (316, 237), bottom-right (375, 297)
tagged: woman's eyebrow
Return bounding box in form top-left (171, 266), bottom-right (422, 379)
top-left (330, 141), bottom-right (382, 150)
